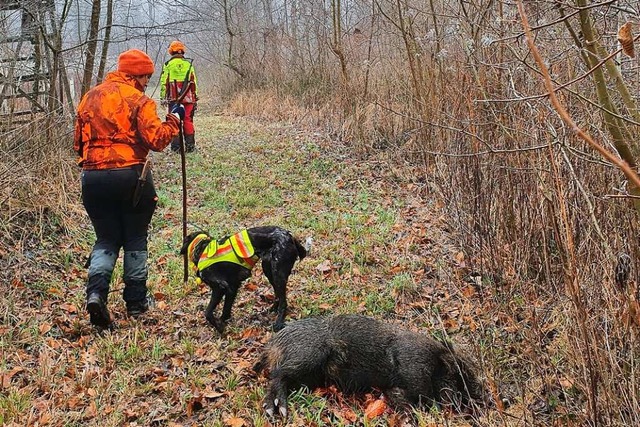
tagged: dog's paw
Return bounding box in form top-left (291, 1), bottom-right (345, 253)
top-left (213, 319), bottom-right (226, 334)
top-left (206, 315), bottom-right (226, 333)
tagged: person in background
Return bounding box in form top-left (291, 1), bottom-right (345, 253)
top-left (160, 40), bottom-right (198, 153)
top-left (74, 48), bottom-right (185, 328)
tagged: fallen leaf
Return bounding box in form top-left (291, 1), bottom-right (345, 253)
top-left (225, 416), bottom-right (246, 427)
top-left (241, 327), bottom-right (261, 340)
top-left (59, 303), bottom-right (77, 314)
top-left (39, 411), bottom-right (52, 424)
top-left (444, 317), bottom-right (459, 332)
top-left (390, 265), bottom-right (403, 274)
top-left (186, 395), bottom-right (204, 416)
top-left (39, 322), bottom-right (52, 335)
top-left (230, 359), bottom-right (252, 373)
top-left (10, 278), bottom-right (25, 288)
top-left (124, 407), bottom-right (137, 421)
top-left (46, 338), bottom-right (61, 349)
top-left (153, 376), bottom-right (169, 383)
top-left (332, 406), bottom-right (357, 423)
top-left (365, 398), bottom-right (387, 419)
top-left (203, 391), bottom-right (225, 399)
top-left (84, 400), bottom-right (97, 419)
top-left (559, 377), bottom-right (575, 389)
top-left (67, 394), bottom-right (83, 409)
top-left (244, 282), bottom-right (258, 291)
top-left (316, 260), bottom-right (333, 273)
top-left (1, 366), bottom-right (24, 389)
top-left (461, 285), bottom-right (476, 298)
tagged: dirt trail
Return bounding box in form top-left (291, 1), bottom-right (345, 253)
top-left (1, 113), bottom-right (483, 426)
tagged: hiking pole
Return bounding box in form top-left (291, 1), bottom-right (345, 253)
top-left (179, 117), bottom-right (188, 285)
top-left (172, 78), bottom-right (193, 285)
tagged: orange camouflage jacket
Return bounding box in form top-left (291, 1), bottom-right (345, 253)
top-left (74, 71), bottom-right (180, 170)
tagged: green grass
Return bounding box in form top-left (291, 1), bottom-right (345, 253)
top-left (0, 390), bottom-right (31, 424)
top-left (2, 114), bottom-right (489, 426)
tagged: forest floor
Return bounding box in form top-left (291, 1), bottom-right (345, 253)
top-left (1, 111), bottom-right (508, 426)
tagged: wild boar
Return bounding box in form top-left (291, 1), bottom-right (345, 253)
top-left (253, 314), bottom-right (485, 418)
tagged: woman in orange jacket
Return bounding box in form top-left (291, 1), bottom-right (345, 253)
top-left (74, 49), bottom-right (184, 328)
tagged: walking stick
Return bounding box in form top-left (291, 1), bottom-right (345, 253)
top-left (170, 77), bottom-right (194, 285)
top-left (179, 117), bottom-right (188, 285)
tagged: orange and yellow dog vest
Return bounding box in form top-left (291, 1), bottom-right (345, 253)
top-left (188, 230), bottom-right (259, 274)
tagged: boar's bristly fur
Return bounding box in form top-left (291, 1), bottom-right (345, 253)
top-left (253, 314), bottom-right (485, 418)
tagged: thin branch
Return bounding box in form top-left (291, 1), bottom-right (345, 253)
top-left (515, 1), bottom-right (640, 191)
top-left (492, 0), bottom-right (617, 43)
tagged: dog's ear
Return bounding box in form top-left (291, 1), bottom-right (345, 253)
top-left (180, 232), bottom-right (206, 255)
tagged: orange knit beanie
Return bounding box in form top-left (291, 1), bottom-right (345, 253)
top-left (118, 49), bottom-right (155, 76)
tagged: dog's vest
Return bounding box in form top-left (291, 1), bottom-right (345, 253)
top-left (188, 230), bottom-right (259, 274)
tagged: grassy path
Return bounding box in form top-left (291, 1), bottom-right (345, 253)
top-left (1, 114), bottom-right (479, 426)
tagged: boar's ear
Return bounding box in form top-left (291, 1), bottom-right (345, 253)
top-left (438, 348), bottom-right (484, 410)
top-left (436, 351), bottom-right (464, 409)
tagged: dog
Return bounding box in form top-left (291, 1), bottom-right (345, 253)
top-left (254, 314), bottom-right (485, 418)
top-left (180, 226), bottom-right (309, 332)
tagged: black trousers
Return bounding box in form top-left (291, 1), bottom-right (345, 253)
top-left (81, 166), bottom-right (157, 305)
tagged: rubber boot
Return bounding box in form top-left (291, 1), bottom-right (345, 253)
top-left (86, 292), bottom-right (111, 328)
top-left (123, 251), bottom-right (150, 316)
top-left (86, 249), bottom-right (117, 295)
top-left (170, 136), bottom-right (180, 153)
top-left (85, 249), bottom-right (117, 328)
top-left (185, 134), bottom-right (196, 153)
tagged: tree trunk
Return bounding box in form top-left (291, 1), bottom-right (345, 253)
top-left (96, 0), bottom-right (114, 83)
top-left (575, 1), bottom-right (640, 211)
top-left (81, 0), bottom-right (102, 96)
top-left (222, 0), bottom-right (244, 78)
top-left (330, 0), bottom-right (350, 98)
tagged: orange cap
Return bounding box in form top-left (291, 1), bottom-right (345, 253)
top-left (117, 49), bottom-right (154, 76)
top-left (168, 41), bottom-right (186, 55)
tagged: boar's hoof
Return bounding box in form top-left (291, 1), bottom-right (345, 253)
top-left (264, 386), bottom-right (289, 419)
top-left (263, 402), bottom-right (274, 418)
top-left (264, 397), bottom-right (288, 419)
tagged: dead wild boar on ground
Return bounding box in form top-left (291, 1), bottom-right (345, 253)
top-left (253, 314), bottom-right (485, 418)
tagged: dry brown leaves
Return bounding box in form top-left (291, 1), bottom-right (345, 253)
top-left (618, 22), bottom-right (635, 58)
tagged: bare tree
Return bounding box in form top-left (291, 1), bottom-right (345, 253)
top-left (96, 0), bottom-right (114, 83)
top-left (80, 0), bottom-right (101, 96)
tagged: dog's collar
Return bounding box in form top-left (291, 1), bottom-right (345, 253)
top-left (187, 234), bottom-right (209, 268)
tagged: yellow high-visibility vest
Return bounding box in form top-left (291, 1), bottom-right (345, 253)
top-left (188, 230), bottom-right (258, 273)
top-left (160, 56), bottom-right (198, 103)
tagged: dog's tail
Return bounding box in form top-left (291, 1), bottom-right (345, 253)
top-left (294, 236), bottom-right (312, 260)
